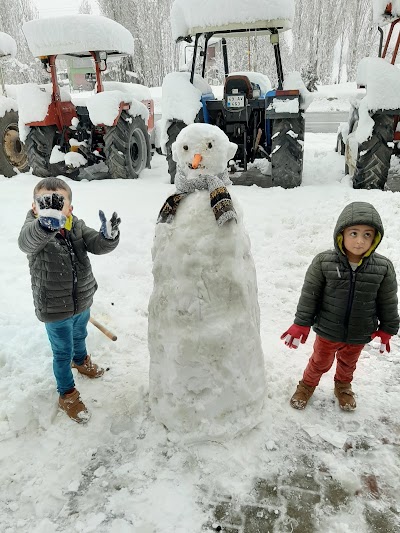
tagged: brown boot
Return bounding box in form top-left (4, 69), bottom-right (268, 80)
top-left (59, 389), bottom-right (90, 423)
top-left (290, 380), bottom-right (316, 410)
top-left (72, 355), bottom-right (104, 378)
top-left (334, 381), bottom-right (356, 411)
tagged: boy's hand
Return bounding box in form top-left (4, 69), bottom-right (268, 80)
top-left (36, 193), bottom-right (67, 231)
top-left (99, 210), bottom-right (121, 240)
top-left (371, 330), bottom-right (391, 353)
top-left (281, 324), bottom-right (310, 349)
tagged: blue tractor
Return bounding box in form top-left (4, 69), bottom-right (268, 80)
top-left (163, 0), bottom-right (308, 187)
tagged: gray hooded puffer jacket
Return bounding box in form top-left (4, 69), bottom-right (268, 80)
top-left (294, 202), bottom-right (399, 344)
top-left (18, 210), bottom-right (119, 323)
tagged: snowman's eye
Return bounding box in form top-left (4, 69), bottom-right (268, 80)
top-left (208, 142), bottom-right (213, 149)
top-left (183, 145), bottom-right (189, 151)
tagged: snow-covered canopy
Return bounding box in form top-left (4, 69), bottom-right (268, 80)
top-left (171, 0), bottom-right (294, 41)
top-left (23, 15), bottom-right (134, 58)
top-left (372, 0), bottom-right (400, 24)
top-left (0, 32), bottom-right (17, 58)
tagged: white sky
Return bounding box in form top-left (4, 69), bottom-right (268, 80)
top-left (33, 0), bottom-right (99, 18)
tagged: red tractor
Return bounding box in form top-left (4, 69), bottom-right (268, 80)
top-left (21, 15), bottom-right (154, 180)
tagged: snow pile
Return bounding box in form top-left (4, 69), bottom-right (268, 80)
top-left (148, 124), bottom-right (265, 443)
top-left (372, 0), bottom-right (400, 24)
top-left (16, 84), bottom-right (72, 141)
top-left (0, 95), bottom-right (17, 119)
top-left (86, 91), bottom-right (149, 126)
top-left (284, 71), bottom-right (313, 110)
top-left (357, 57), bottom-right (400, 111)
top-left (0, 32), bottom-right (17, 58)
top-left (230, 71), bottom-right (272, 94)
top-left (267, 98), bottom-right (299, 114)
top-left (354, 57), bottom-right (400, 143)
top-left (159, 72), bottom-right (214, 151)
top-left (102, 81), bottom-right (151, 102)
top-left (23, 15), bottom-right (134, 57)
top-left (171, 0), bottom-right (295, 40)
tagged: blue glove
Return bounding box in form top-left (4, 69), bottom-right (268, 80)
top-left (36, 193), bottom-right (67, 231)
top-left (99, 210), bottom-right (121, 240)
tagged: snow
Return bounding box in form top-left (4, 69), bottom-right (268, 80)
top-left (267, 97), bottom-right (299, 114)
top-left (23, 15), bottom-right (134, 57)
top-left (86, 90), bottom-right (149, 126)
top-left (230, 71), bottom-right (272, 94)
top-left (357, 57), bottom-right (400, 112)
top-left (171, 0), bottom-right (295, 41)
top-left (0, 94), bottom-right (17, 119)
top-left (159, 72), bottom-right (214, 150)
top-left (64, 152), bottom-right (87, 168)
top-left (0, 32), bottom-right (17, 58)
top-left (284, 71), bottom-right (313, 111)
top-left (1, 93), bottom-right (400, 531)
top-left (102, 81), bottom-right (151, 102)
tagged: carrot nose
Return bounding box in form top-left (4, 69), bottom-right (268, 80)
top-left (191, 153), bottom-right (203, 169)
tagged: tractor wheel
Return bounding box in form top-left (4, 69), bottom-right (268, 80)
top-left (25, 126), bottom-right (61, 178)
top-left (166, 120), bottom-right (186, 184)
top-left (271, 115), bottom-right (304, 188)
top-left (104, 112), bottom-right (151, 179)
top-left (0, 110), bottom-right (29, 177)
top-left (352, 114), bottom-right (394, 190)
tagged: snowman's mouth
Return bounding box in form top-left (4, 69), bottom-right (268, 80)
top-left (188, 163), bottom-right (204, 170)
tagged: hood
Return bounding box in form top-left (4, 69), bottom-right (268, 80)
top-left (334, 202), bottom-right (384, 261)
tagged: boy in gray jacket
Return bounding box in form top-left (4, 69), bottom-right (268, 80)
top-left (19, 177), bottom-right (120, 423)
top-left (281, 201), bottom-right (399, 411)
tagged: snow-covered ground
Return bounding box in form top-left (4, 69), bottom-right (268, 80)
top-left (1, 133), bottom-right (400, 532)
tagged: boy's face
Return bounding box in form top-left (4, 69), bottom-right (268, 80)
top-left (343, 225), bottom-right (376, 261)
top-left (32, 188), bottom-right (73, 218)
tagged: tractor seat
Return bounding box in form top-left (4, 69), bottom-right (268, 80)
top-left (224, 75), bottom-right (256, 100)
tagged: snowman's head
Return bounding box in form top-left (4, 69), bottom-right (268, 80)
top-left (172, 123), bottom-right (237, 176)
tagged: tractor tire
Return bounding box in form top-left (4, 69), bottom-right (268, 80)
top-left (166, 120), bottom-right (186, 184)
top-left (25, 126), bottom-right (61, 178)
top-left (271, 115), bottom-right (304, 188)
top-left (0, 110), bottom-right (29, 177)
top-left (104, 112), bottom-right (151, 179)
top-left (352, 114), bottom-right (393, 190)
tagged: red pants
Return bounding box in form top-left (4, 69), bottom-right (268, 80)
top-left (302, 335), bottom-right (364, 387)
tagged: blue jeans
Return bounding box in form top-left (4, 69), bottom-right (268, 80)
top-left (45, 309), bottom-right (90, 395)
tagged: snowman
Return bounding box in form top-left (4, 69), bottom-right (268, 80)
top-left (148, 123), bottom-right (266, 442)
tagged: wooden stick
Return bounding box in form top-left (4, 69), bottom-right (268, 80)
top-left (89, 316), bottom-right (117, 341)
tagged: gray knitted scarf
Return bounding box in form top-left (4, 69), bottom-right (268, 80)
top-left (157, 167), bottom-right (237, 226)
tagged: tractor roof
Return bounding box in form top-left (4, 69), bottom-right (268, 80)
top-left (23, 15), bottom-right (134, 58)
top-left (171, 0), bottom-right (294, 41)
top-left (373, 1), bottom-right (400, 25)
top-left (0, 32), bottom-right (17, 59)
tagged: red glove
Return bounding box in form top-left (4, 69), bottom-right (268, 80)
top-left (371, 330), bottom-right (392, 353)
top-left (281, 324), bottom-right (310, 349)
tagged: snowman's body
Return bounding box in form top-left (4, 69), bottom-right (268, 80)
top-left (148, 124), bottom-right (265, 442)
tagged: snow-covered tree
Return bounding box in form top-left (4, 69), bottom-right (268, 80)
top-left (0, 0), bottom-right (42, 85)
top-left (79, 0), bottom-right (92, 15)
